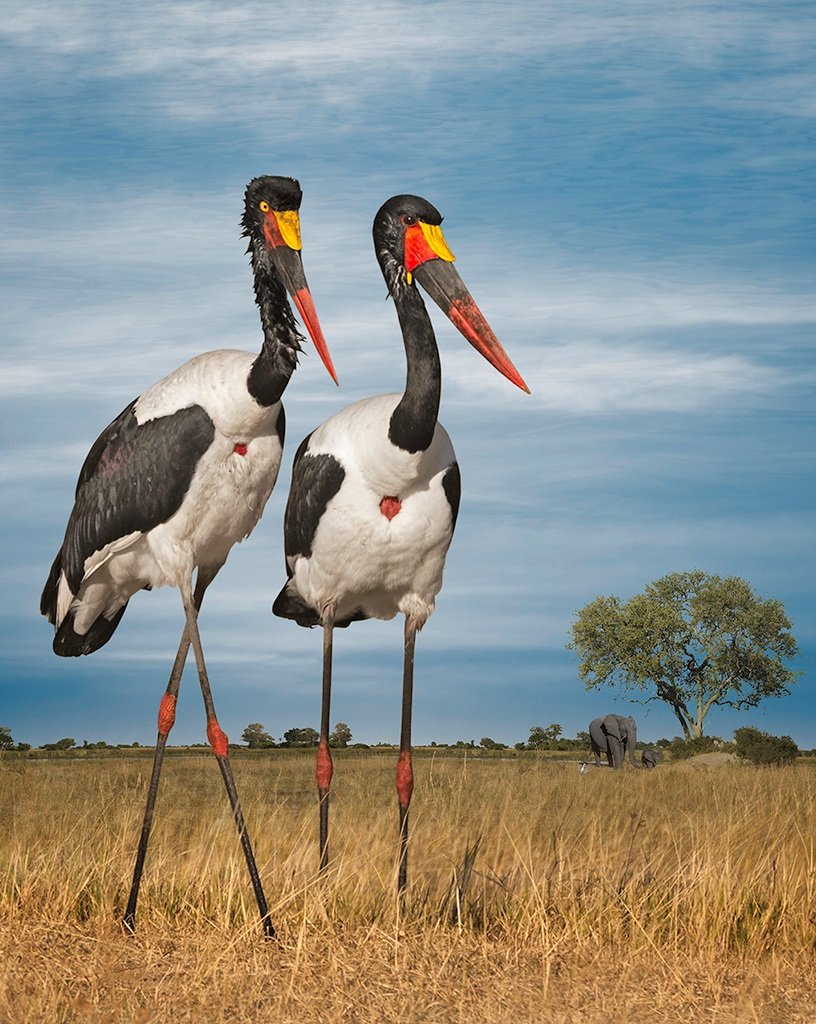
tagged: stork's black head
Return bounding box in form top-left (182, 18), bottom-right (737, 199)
top-left (242, 176), bottom-right (303, 239)
top-left (240, 175), bottom-right (337, 384)
top-left (372, 193), bottom-right (529, 394)
top-left (373, 194), bottom-right (447, 291)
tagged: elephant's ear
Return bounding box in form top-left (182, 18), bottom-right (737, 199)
top-left (603, 714), bottom-right (623, 740)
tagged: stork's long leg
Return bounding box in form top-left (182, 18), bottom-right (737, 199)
top-left (317, 604), bottom-right (335, 872)
top-left (123, 570), bottom-right (211, 935)
top-left (181, 580), bottom-right (274, 939)
top-left (397, 618), bottom-right (417, 895)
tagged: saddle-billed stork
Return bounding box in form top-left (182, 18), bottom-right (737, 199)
top-left (273, 194), bottom-right (528, 891)
top-left (40, 175), bottom-right (337, 937)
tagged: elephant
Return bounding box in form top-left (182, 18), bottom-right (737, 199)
top-left (641, 748), bottom-right (662, 770)
top-left (589, 714), bottom-right (640, 769)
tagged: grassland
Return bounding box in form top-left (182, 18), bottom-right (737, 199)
top-left (1, 749), bottom-right (814, 1023)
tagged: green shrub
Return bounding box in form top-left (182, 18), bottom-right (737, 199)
top-left (734, 727), bottom-right (799, 765)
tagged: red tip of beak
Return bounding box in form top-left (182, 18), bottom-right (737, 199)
top-left (293, 288), bottom-right (338, 385)
top-left (448, 299), bottom-right (530, 394)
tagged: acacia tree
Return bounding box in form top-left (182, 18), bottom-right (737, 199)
top-left (569, 571), bottom-right (799, 738)
top-left (527, 724), bottom-right (562, 749)
top-left (283, 727), bottom-right (319, 747)
top-left (241, 723), bottom-right (275, 748)
top-left (329, 722), bottom-right (352, 748)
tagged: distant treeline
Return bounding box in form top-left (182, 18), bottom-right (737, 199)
top-left (1, 724), bottom-right (810, 762)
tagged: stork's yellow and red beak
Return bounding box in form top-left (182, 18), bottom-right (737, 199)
top-left (407, 221), bottom-right (529, 394)
top-left (263, 208), bottom-right (338, 385)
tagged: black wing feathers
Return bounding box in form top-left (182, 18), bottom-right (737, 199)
top-left (74, 399), bottom-right (138, 494)
top-left (39, 551), bottom-right (63, 623)
top-left (272, 434), bottom-right (345, 626)
top-left (281, 435), bottom-right (345, 563)
top-left (50, 404), bottom-right (215, 596)
top-left (442, 461), bottom-right (461, 531)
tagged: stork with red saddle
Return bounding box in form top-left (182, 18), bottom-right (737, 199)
top-left (273, 193), bottom-right (528, 891)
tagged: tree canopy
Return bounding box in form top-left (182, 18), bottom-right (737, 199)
top-left (526, 724), bottom-right (563, 749)
top-left (329, 723), bottom-right (352, 748)
top-left (283, 727), bottom-right (319, 747)
top-left (242, 723), bottom-right (275, 748)
top-left (569, 571), bottom-right (799, 738)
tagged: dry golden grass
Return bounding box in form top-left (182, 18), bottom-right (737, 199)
top-left (1, 750), bottom-right (814, 1023)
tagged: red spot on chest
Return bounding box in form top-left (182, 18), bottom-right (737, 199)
top-left (380, 495), bottom-right (402, 520)
top-left (233, 442), bottom-right (248, 456)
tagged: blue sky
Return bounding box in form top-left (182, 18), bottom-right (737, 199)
top-left (1, 0), bottom-right (813, 748)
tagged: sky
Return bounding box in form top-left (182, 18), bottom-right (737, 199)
top-left (1, 0), bottom-right (814, 749)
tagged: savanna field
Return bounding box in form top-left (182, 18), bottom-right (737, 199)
top-left (1, 749), bottom-right (814, 1023)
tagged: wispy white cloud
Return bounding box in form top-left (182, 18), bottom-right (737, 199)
top-left (506, 343), bottom-right (794, 414)
top-left (3, 0), bottom-right (814, 128)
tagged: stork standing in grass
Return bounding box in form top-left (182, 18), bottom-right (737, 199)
top-left (273, 194), bottom-right (528, 891)
top-left (40, 175), bottom-right (337, 937)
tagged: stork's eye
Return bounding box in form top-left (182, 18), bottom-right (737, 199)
top-left (401, 214), bottom-right (416, 226)
top-left (259, 200), bottom-right (270, 213)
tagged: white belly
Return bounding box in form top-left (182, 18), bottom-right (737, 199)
top-left (147, 430), bottom-right (283, 580)
top-left (289, 395), bottom-right (458, 628)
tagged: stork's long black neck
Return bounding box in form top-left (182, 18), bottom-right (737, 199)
top-left (246, 241), bottom-right (303, 407)
top-left (388, 284), bottom-right (442, 454)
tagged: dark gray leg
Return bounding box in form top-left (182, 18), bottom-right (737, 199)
top-left (180, 581), bottom-right (274, 939)
top-left (396, 619), bottom-right (417, 895)
top-left (123, 571), bottom-right (210, 935)
top-left (317, 605), bottom-right (335, 871)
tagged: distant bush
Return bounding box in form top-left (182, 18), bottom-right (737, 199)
top-left (42, 737), bottom-right (77, 751)
top-left (734, 727), bottom-right (799, 765)
top-left (480, 737), bottom-right (507, 750)
top-left (668, 735), bottom-right (725, 760)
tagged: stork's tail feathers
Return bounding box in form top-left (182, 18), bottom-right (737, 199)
top-left (272, 583), bottom-right (321, 627)
top-left (52, 603), bottom-right (129, 657)
top-left (272, 583), bottom-right (369, 629)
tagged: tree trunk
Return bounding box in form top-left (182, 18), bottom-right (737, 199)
top-left (671, 703), bottom-right (692, 739)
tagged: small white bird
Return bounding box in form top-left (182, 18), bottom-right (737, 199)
top-left (273, 194), bottom-right (528, 890)
top-left (40, 175), bottom-right (337, 937)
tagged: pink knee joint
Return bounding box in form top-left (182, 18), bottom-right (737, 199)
top-left (158, 692), bottom-right (177, 736)
top-left (396, 750), bottom-right (413, 809)
top-left (316, 740), bottom-right (333, 791)
top-left (206, 718), bottom-right (229, 758)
